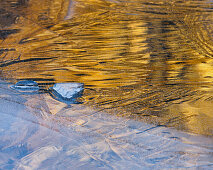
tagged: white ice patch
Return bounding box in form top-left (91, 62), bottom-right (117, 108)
top-left (16, 146), bottom-right (61, 169)
top-left (52, 83), bottom-right (84, 99)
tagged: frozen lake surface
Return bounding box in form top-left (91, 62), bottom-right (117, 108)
top-left (0, 0), bottom-right (213, 169)
top-left (0, 80), bottom-right (213, 169)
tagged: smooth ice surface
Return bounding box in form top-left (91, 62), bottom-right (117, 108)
top-left (52, 83), bottom-right (84, 99)
top-left (0, 79), bottom-right (213, 169)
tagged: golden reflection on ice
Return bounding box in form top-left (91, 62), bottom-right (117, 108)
top-left (0, 0), bottom-right (213, 136)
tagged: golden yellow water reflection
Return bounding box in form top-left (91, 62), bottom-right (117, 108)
top-left (0, 0), bottom-right (213, 135)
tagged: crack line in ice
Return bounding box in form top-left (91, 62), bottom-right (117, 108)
top-left (0, 110), bottom-right (60, 133)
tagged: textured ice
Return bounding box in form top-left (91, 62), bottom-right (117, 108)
top-left (0, 79), bottom-right (213, 169)
top-left (52, 83), bottom-right (84, 99)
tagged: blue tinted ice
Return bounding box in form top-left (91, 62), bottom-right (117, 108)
top-left (0, 80), bottom-right (213, 169)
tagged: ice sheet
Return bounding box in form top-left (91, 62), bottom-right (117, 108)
top-left (0, 80), bottom-right (213, 169)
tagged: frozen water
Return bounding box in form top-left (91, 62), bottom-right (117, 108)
top-left (52, 83), bottom-right (84, 100)
top-left (0, 79), bottom-right (213, 169)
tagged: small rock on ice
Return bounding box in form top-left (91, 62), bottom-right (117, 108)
top-left (11, 80), bottom-right (39, 92)
top-left (52, 83), bottom-right (84, 99)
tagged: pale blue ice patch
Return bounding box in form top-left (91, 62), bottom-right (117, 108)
top-left (0, 79), bottom-right (213, 169)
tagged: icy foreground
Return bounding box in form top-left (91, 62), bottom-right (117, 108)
top-left (0, 80), bottom-right (213, 169)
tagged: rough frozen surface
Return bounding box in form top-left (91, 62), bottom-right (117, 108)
top-left (52, 83), bottom-right (84, 99)
top-left (0, 80), bottom-right (213, 169)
